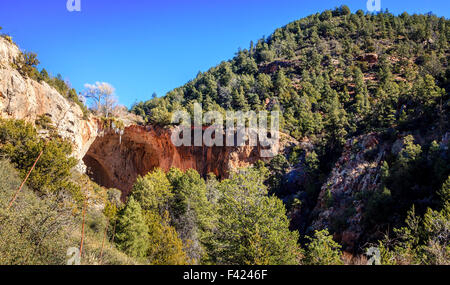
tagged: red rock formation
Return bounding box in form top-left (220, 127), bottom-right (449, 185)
top-left (357, 53), bottom-right (379, 64)
top-left (258, 60), bottom-right (300, 74)
top-left (84, 125), bottom-right (295, 198)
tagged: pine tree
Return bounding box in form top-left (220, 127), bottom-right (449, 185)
top-left (340, 5), bottom-right (351, 16)
top-left (304, 230), bottom-right (343, 265)
top-left (353, 67), bottom-right (370, 115)
top-left (297, 96), bottom-right (318, 136)
top-left (115, 197), bottom-right (149, 258)
top-left (38, 69), bottom-right (50, 83)
top-left (438, 176), bottom-right (450, 205)
top-left (274, 69), bottom-right (290, 95)
top-left (217, 62), bottom-right (234, 86)
top-left (207, 169), bottom-right (301, 265)
top-left (167, 168), bottom-right (214, 262)
top-left (231, 86), bottom-right (249, 111)
top-left (324, 93), bottom-right (349, 150)
top-left (413, 75), bottom-right (444, 110)
top-left (145, 211), bottom-right (190, 265)
top-left (131, 168), bottom-right (173, 214)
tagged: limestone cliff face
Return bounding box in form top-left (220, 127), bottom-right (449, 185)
top-left (0, 37), bottom-right (98, 165)
top-left (84, 125), bottom-right (296, 198)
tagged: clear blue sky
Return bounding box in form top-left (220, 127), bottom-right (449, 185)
top-left (0, 0), bottom-right (449, 107)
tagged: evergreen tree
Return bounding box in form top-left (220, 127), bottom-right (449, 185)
top-left (115, 197), bottom-right (149, 258)
top-left (38, 68), bottom-right (50, 83)
top-left (167, 168), bottom-right (214, 262)
top-left (217, 62), bottom-right (234, 86)
top-left (324, 93), bottom-right (349, 150)
top-left (353, 67), bottom-right (370, 115)
top-left (145, 211), bottom-right (190, 265)
top-left (304, 230), bottom-right (343, 265)
top-left (297, 96), bottom-right (321, 137)
top-left (413, 75), bottom-right (445, 111)
top-left (438, 176), bottom-right (450, 205)
top-left (274, 69), bottom-right (290, 95)
top-left (340, 5), bottom-right (351, 16)
top-left (231, 86), bottom-right (249, 111)
top-left (131, 168), bottom-right (173, 214)
top-left (207, 169), bottom-right (301, 265)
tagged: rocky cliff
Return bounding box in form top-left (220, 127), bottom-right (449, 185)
top-left (308, 129), bottom-right (450, 253)
top-left (309, 133), bottom-right (387, 251)
top-left (84, 125), bottom-right (297, 198)
top-left (0, 37), bottom-right (98, 167)
top-left (3, 35), bottom-right (400, 247)
top-left (0, 37), bottom-right (297, 197)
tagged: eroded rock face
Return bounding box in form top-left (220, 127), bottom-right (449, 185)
top-left (310, 133), bottom-right (387, 252)
top-left (0, 36), bottom-right (298, 200)
top-left (0, 37), bottom-right (98, 166)
top-left (84, 125), bottom-right (296, 198)
top-left (357, 53), bottom-right (379, 64)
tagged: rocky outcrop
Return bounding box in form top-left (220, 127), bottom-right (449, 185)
top-left (310, 133), bottom-right (387, 252)
top-left (0, 37), bottom-right (98, 166)
top-left (357, 53), bottom-right (379, 64)
top-left (84, 125), bottom-right (297, 198)
top-left (259, 60), bottom-right (301, 74)
top-left (0, 38), bottom-right (20, 67)
top-left (0, 36), bottom-right (298, 199)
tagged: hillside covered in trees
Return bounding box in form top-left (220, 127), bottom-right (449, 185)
top-left (133, 7), bottom-right (449, 162)
top-left (0, 7), bottom-right (449, 265)
top-left (131, 7), bottom-right (450, 264)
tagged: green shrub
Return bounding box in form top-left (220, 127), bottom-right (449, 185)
top-left (303, 229), bottom-right (343, 265)
top-left (0, 119), bottom-right (81, 199)
top-left (11, 52), bottom-right (39, 78)
top-left (0, 160), bottom-right (75, 265)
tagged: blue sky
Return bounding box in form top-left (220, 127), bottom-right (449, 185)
top-left (0, 0), bottom-right (449, 107)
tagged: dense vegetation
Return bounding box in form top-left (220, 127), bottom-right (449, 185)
top-left (130, 7), bottom-right (449, 264)
top-left (1, 117), bottom-right (447, 264)
top-left (1, 7), bottom-right (449, 264)
top-left (111, 167), bottom-right (301, 264)
top-left (0, 120), bottom-right (136, 265)
top-left (132, 8), bottom-right (449, 160)
top-left (0, 119), bottom-right (339, 265)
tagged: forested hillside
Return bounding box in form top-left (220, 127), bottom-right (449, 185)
top-left (0, 7), bottom-right (449, 265)
top-left (131, 7), bottom-right (450, 264)
top-left (133, 7), bottom-right (449, 163)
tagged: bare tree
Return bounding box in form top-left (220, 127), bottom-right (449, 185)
top-left (83, 82), bottom-right (117, 117)
top-left (103, 92), bottom-right (118, 118)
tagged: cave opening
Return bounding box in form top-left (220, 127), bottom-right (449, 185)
top-left (81, 130), bottom-right (165, 197)
top-left (81, 126), bottom-right (246, 198)
top-left (83, 154), bottom-right (116, 190)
